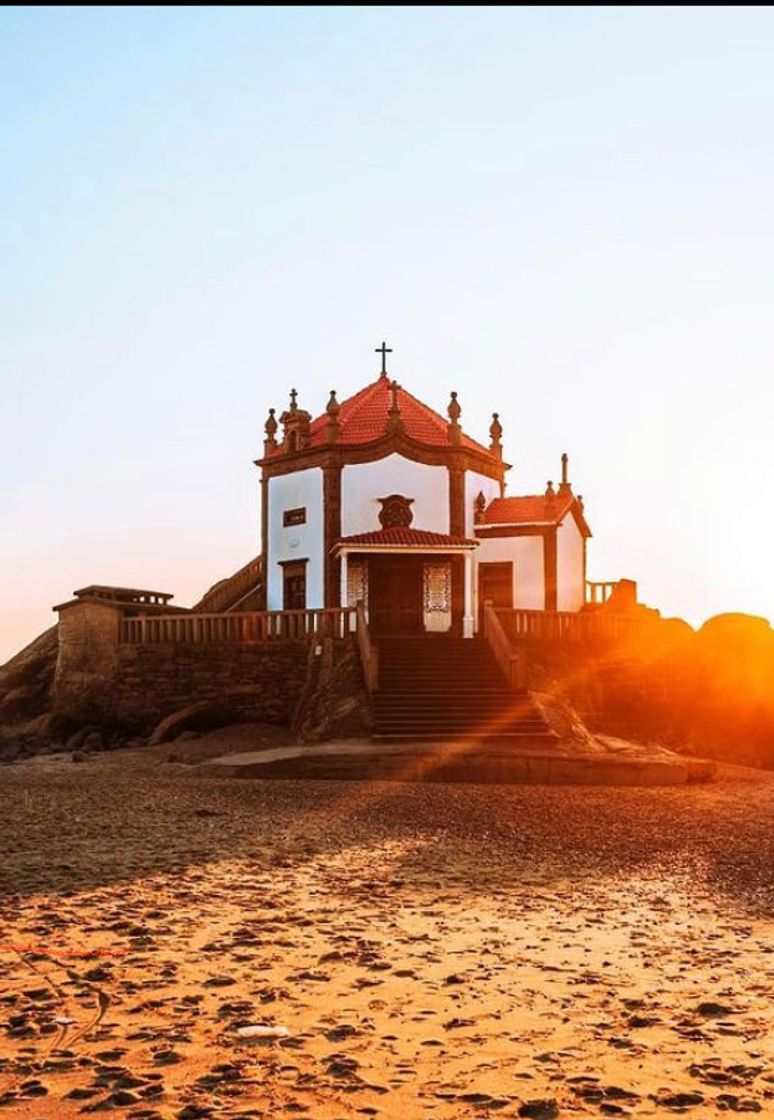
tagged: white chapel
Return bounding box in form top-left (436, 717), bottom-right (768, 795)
top-left (257, 345), bottom-right (590, 638)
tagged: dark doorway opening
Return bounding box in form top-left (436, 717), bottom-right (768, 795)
top-left (368, 555), bottom-right (423, 635)
top-left (282, 560), bottom-right (307, 611)
top-left (478, 561), bottom-right (513, 621)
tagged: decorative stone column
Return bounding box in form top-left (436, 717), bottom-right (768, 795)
top-left (339, 551), bottom-right (349, 613)
top-left (463, 550), bottom-right (475, 638)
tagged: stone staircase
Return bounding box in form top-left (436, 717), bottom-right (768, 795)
top-left (371, 635), bottom-right (555, 745)
top-left (193, 557), bottom-right (263, 614)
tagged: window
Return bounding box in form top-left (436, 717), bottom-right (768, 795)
top-left (283, 507), bottom-right (306, 527)
top-left (282, 561), bottom-right (307, 610)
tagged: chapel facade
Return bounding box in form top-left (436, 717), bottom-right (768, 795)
top-left (256, 348), bottom-right (590, 639)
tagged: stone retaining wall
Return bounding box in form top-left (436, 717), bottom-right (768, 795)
top-left (53, 598), bottom-right (312, 733)
top-left (113, 641), bottom-right (308, 733)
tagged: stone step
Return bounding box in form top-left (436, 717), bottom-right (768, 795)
top-left (374, 689), bottom-right (533, 698)
top-left (371, 716), bottom-right (548, 725)
top-left (371, 732), bottom-right (558, 743)
top-left (369, 636), bottom-right (538, 744)
top-left (371, 721), bottom-right (548, 730)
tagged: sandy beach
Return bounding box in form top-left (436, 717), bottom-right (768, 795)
top-left (1, 744), bottom-right (772, 1119)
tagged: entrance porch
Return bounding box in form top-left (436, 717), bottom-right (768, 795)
top-left (333, 530), bottom-right (478, 638)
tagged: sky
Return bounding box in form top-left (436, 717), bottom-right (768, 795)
top-left (2, 6), bottom-right (774, 662)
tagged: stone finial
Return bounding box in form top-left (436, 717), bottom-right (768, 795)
top-left (558, 451), bottom-right (572, 495)
top-left (263, 407), bottom-right (278, 454)
top-left (447, 391), bottom-right (461, 445)
top-left (577, 493), bottom-right (584, 513)
top-left (386, 379), bottom-right (404, 433)
top-left (489, 412), bottom-right (503, 457)
top-left (545, 480), bottom-right (557, 517)
top-left (289, 387), bottom-right (298, 412)
top-left (474, 490), bottom-right (487, 521)
top-left (326, 390), bottom-right (341, 443)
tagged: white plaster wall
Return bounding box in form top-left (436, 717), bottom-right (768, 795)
top-left (465, 470), bottom-right (501, 536)
top-left (267, 468), bottom-right (324, 610)
top-left (341, 454), bottom-right (449, 536)
top-left (556, 515), bottom-right (585, 611)
top-left (474, 535), bottom-right (545, 617)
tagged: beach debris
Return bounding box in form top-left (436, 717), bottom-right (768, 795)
top-left (236, 1024), bottom-right (290, 1039)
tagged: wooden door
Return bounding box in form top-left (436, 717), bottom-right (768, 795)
top-left (369, 556), bottom-right (423, 635)
top-left (478, 561), bottom-right (513, 619)
top-left (282, 561), bottom-right (307, 610)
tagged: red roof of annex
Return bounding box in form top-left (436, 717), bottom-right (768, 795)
top-left (478, 495), bottom-right (574, 525)
top-left (478, 493), bottom-right (591, 537)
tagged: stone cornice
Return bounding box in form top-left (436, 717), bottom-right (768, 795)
top-left (255, 430), bottom-right (509, 483)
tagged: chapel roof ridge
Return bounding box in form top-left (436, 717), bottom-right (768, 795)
top-left (304, 368), bottom-right (496, 456)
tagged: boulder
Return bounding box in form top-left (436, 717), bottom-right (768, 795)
top-left (148, 702), bottom-right (232, 746)
top-left (0, 685), bottom-right (45, 721)
top-left (21, 712), bottom-right (77, 742)
top-left (0, 626), bottom-right (58, 723)
top-left (81, 732), bottom-right (104, 753)
top-left (65, 726), bottom-right (100, 752)
top-left (0, 739), bottom-right (24, 763)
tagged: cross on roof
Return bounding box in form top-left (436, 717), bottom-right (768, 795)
top-left (375, 341), bottom-right (392, 377)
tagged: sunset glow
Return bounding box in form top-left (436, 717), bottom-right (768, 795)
top-left (3, 12), bottom-right (774, 1119)
top-left (3, 8), bottom-right (774, 661)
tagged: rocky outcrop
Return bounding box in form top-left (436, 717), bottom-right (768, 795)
top-left (526, 613), bottom-right (774, 769)
top-left (0, 625), bottom-right (58, 724)
top-left (148, 702), bottom-right (232, 745)
top-left (292, 637), bottom-right (371, 743)
top-left (0, 626), bottom-right (65, 760)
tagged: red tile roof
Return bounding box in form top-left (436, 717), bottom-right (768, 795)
top-left (478, 495), bottom-right (575, 526)
top-left (336, 528), bottom-right (478, 549)
top-left (308, 375), bottom-right (492, 455)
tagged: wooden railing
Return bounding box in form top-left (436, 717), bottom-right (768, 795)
top-left (496, 608), bottom-right (639, 644)
top-left (193, 557), bottom-right (263, 614)
top-left (355, 600), bottom-right (379, 694)
top-left (119, 607), bottom-right (357, 645)
top-left (585, 580), bottom-right (619, 605)
top-left (483, 601), bottom-right (525, 689)
top-left (585, 579), bottom-right (638, 608)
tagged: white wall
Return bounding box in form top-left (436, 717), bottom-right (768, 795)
top-left (341, 454), bottom-right (449, 536)
top-left (267, 467), bottom-right (324, 610)
top-left (465, 470), bottom-right (501, 536)
top-left (557, 515), bottom-right (585, 611)
top-left (474, 534), bottom-right (545, 614)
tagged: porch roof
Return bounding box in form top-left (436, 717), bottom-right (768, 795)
top-left (333, 527), bottom-right (479, 552)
